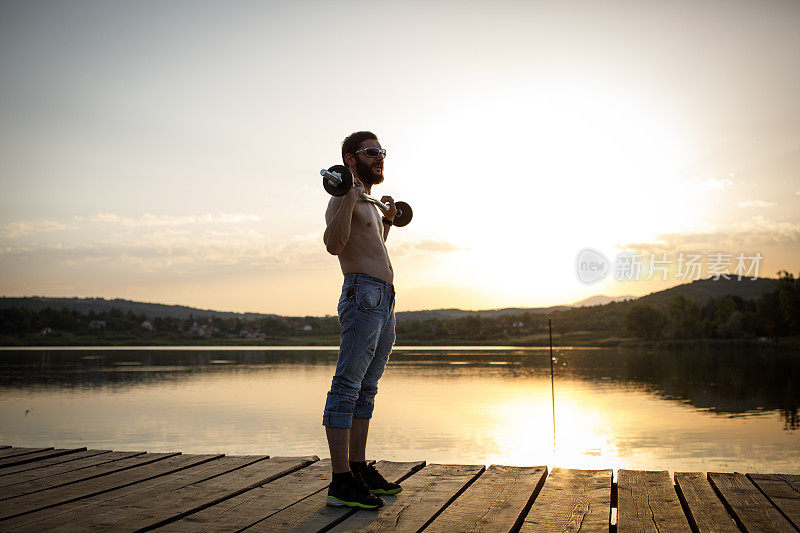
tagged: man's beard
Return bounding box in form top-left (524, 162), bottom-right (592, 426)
top-left (355, 157), bottom-right (384, 186)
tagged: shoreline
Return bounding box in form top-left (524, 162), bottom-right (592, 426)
top-left (1, 337), bottom-right (798, 350)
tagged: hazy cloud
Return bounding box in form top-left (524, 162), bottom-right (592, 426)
top-left (0, 213), bottom-right (329, 273)
top-left (413, 239), bottom-right (466, 253)
top-left (738, 200), bottom-right (776, 208)
top-left (0, 238), bottom-right (330, 273)
top-left (0, 219), bottom-right (76, 239)
top-left (0, 213), bottom-right (261, 240)
top-left (87, 212), bottom-right (261, 228)
top-left (392, 238), bottom-right (467, 256)
top-left (691, 177), bottom-right (734, 191)
top-left (0, 232), bottom-right (466, 272)
top-left (621, 216), bottom-right (800, 252)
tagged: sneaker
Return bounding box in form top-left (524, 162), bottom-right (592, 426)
top-left (356, 463), bottom-right (403, 495)
top-left (326, 475), bottom-right (385, 509)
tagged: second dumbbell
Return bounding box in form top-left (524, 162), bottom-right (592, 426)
top-left (321, 165), bottom-right (413, 227)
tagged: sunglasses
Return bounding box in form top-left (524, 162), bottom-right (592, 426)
top-left (355, 148), bottom-right (387, 158)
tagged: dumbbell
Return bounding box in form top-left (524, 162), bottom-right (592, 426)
top-left (320, 165), bottom-right (413, 227)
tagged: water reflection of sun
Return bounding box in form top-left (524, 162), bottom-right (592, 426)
top-left (486, 391), bottom-right (622, 470)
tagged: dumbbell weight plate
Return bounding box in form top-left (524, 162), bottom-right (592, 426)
top-left (323, 165), bottom-right (353, 197)
top-left (393, 201), bottom-right (413, 227)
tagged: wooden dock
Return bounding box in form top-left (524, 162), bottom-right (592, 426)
top-left (1, 445), bottom-right (798, 532)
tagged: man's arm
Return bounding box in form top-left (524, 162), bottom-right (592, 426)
top-left (324, 195), bottom-right (357, 255)
top-left (324, 178), bottom-right (364, 255)
top-left (380, 195), bottom-right (397, 242)
top-left (382, 220), bottom-right (391, 241)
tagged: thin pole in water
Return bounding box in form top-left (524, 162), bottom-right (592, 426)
top-left (549, 318), bottom-right (556, 455)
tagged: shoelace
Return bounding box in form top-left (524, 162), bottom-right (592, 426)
top-left (353, 474), bottom-right (373, 496)
top-left (361, 465), bottom-right (385, 485)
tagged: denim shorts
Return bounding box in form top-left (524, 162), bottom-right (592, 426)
top-left (323, 273), bottom-right (396, 429)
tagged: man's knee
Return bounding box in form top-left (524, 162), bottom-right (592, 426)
top-left (324, 379), bottom-right (365, 428)
top-left (353, 394), bottom-right (377, 419)
top-left (323, 410), bottom-right (354, 428)
top-left (330, 375), bottom-right (362, 398)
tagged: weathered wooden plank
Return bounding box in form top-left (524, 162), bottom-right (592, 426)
top-left (0, 453), bottom-right (213, 521)
top-left (1, 454), bottom-right (262, 530)
top-left (327, 463), bottom-right (485, 533)
top-left (708, 472), bottom-right (795, 532)
top-left (0, 450), bottom-right (115, 478)
top-left (426, 464), bottom-right (547, 533)
top-left (519, 468), bottom-right (611, 533)
top-left (674, 472), bottom-right (738, 533)
top-left (0, 451), bottom-right (175, 500)
top-left (0, 445), bottom-right (11, 450)
top-left (156, 458), bottom-right (335, 531)
top-left (79, 456), bottom-right (315, 532)
top-left (0, 447), bottom-right (53, 460)
top-left (12, 455), bottom-right (315, 532)
top-left (242, 460), bottom-right (426, 532)
top-left (0, 448), bottom-right (85, 469)
top-left (617, 470), bottom-right (691, 533)
top-left (0, 451), bottom-right (137, 486)
top-left (748, 473), bottom-right (800, 529)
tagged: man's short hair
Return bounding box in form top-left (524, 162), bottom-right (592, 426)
top-left (342, 131), bottom-right (378, 164)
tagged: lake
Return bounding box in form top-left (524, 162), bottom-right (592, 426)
top-left (1, 345), bottom-right (798, 474)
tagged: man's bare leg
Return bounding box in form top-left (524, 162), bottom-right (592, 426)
top-left (326, 427), bottom-right (350, 473)
top-left (349, 417), bottom-right (370, 462)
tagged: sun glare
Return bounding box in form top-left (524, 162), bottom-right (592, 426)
top-left (396, 78), bottom-right (695, 306)
top-left (485, 384), bottom-right (621, 469)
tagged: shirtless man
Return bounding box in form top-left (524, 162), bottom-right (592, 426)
top-left (322, 131), bottom-right (402, 509)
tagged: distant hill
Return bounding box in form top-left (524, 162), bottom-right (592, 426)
top-left (395, 306), bottom-right (571, 322)
top-left (569, 294), bottom-right (637, 307)
top-left (638, 277), bottom-right (776, 308)
top-left (0, 297), bottom-right (276, 321)
top-left (395, 295), bottom-right (638, 321)
top-left (0, 277), bottom-right (778, 323)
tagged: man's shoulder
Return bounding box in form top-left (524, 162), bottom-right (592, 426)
top-left (325, 195), bottom-right (343, 217)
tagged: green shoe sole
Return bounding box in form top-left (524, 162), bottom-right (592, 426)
top-left (326, 495), bottom-right (383, 509)
top-left (372, 487), bottom-right (402, 495)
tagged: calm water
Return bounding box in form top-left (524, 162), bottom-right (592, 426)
top-left (1, 346), bottom-right (798, 473)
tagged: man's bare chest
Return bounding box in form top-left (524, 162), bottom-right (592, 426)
top-left (351, 202), bottom-right (382, 237)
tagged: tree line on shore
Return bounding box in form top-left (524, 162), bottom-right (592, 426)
top-left (395, 272), bottom-right (798, 343)
top-left (0, 307), bottom-right (342, 341)
top-left (0, 272), bottom-right (797, 344)
top-left (623, 271), bottom-right (799, 341)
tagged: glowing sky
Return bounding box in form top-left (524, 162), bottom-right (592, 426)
top-left (1, 0), bottom-right (798, 315)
